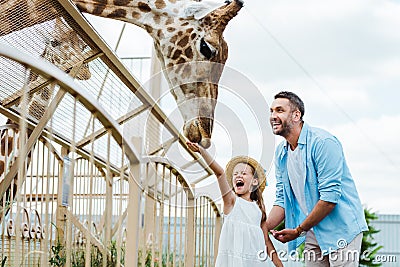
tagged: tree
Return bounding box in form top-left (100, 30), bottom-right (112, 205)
top-left (359, 208), bottom-right (383, 266)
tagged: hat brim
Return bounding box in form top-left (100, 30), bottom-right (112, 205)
top-left (225, 156), bottom-right (266, 193)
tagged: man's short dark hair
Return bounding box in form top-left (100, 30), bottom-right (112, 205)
top-left (274, 91), bottom-right (305, 120)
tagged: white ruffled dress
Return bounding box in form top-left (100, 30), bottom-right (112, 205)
top-left (215, 196), bottom-right (267, 267)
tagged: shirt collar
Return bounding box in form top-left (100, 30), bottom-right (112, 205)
top-left (297, 122), bottom-right (308, 145)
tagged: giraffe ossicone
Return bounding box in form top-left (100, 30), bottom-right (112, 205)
top-left (73, 0), bottom-right (244, 148)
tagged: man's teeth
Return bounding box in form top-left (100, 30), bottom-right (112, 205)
top-left (273, 123), bottom-right (280, 128)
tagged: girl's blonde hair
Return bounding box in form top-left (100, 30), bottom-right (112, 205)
top-left (247, 164), bottom-right (267, 222)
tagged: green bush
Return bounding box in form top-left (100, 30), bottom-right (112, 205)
top-left (138, 249), bottom-right (183, 267)
top-left (360, 209), bottom-right (383, 266)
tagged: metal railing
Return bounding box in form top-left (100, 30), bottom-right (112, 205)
top-left (195, 195), bottom-right (222, 267)
top-left (0, 39), bottom-right (222, 267)
top-left (0, 43), bottom-right (139, 266)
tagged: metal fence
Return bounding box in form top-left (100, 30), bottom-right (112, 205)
top-left (0, 43), bottom-right (222, 267)
top-left (371, 214), bottom-right (400, 266)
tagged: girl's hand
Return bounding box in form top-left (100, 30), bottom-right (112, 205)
top-left (186, 141), bottom-right (201, 153)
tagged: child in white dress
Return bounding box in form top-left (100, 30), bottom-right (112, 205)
top-left (186, 142), bottom-right (283, 267)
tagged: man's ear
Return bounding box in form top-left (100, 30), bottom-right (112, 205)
top-left (292, 110), bottom-right (301, 121)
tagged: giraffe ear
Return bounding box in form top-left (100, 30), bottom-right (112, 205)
top-left (183, 0), bottom-right (226, 19)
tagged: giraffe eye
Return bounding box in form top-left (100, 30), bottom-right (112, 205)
top-left (51, 40), bottom-right (61, 47)
top-left (200, 38), bottom-right (216, 60)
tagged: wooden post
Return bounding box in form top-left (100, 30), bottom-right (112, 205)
top-left (185, 184), bottom-right (195, 266)
top-left (125, 137), bottom-right (142, 266)
top-left (214, 203), bottom-right (222, 265)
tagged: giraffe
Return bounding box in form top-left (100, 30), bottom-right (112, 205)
top-left (0, 0), bottom-right (59, 37)
top-left (0, 18), bottom-right (91, 218)
top-left (73, 0), bottom-right (243, 148)
top-left (25, 17), bottom-right (91, 120)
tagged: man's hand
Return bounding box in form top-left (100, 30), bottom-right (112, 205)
top-left (270, 228), bottom-right (299, 243)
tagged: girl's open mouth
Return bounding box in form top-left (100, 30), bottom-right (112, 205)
top-left (235, 180), bottom-right (244, 189)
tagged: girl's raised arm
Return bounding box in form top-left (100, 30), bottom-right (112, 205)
top-left (186, 142), bottom-right (235, 212)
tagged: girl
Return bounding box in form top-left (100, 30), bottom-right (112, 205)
top-left (186, 142), bottom-right (283, 267)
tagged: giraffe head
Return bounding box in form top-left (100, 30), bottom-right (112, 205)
top-left (157, 0), bottom-right (243, 148)
top-left (27, 18), bottom-right (92, 121)
top-left (42, 18), bottom-right (92, 81)
top-left (74, 0), bottom-right (243, 148)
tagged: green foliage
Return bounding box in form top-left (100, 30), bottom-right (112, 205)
top-left (108, 240), bottom-right (125, 266)
top-left (360, 209), bottom-right (383, 266)
top-left (49, 238), bottom-right (124, 267)
top-left (71, 241), bottom-right (125, 267)
top-left (71, 246), bottom-right (102, 267)
top-left (49, 240), bottom-right (66, 267)
top-left (138, 248), bottom-right (159, 267)
top-left (138, 249), bottom-right (183, 267)
top-left (274, 220), bottom-right (285, 231)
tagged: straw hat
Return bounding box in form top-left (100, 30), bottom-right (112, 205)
top-left (225, 156), bottom-right (266, 192)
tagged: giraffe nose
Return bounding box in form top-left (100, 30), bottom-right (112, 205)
top-left (183, 121), bottom-right (202, 144)
top-left (199, 138), bottom-right (211, 149)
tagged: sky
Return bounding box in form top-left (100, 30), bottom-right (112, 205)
top-left (79, 0), bottom-right (400, 214)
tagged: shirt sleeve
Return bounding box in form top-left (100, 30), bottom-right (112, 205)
top-left (313, 138), bottom-right (343, 204)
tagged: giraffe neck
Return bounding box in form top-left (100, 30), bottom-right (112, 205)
top-left (0, 0), bottom-right (58, 36)
top-left (72, 0), bottom-right (223, 35)
top-left (25, 87), bottom-right (53, 121)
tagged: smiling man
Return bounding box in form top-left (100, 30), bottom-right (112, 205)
top-left (265, 91), bottom-right (368, 266)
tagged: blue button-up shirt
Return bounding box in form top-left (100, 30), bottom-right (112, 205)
top-left (274, 123), bottom-right (368, 254)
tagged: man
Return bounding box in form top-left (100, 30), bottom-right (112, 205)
top-left (265, 91), bottom-right (368, 266)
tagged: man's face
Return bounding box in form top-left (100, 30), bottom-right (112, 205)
top-left (269, 98), bottom-right (296, 137)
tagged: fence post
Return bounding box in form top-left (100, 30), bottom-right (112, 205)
top-left (55, 147), bottom-right (70, 266)
top-left (125, 137), bottom-right (142, 266)
top-left (185, 184), bottom-right (195, 266)
top-left (214, 203), bottom-right (222, 265)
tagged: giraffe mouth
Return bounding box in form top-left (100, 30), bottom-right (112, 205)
top-left (183, 118), bottom-right (212, 149)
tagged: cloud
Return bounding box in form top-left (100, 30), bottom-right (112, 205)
top-left (226, 0), bottom-right (400, 81)
top-left (327, 115), bottom-right (400, 213)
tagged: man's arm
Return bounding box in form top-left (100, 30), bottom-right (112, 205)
top-left (266, 205), bottom-right (285, 230)
top-left (271, 200), bottom-right (336, 243)
top-left (298, 200), bottom-right (336, 232)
